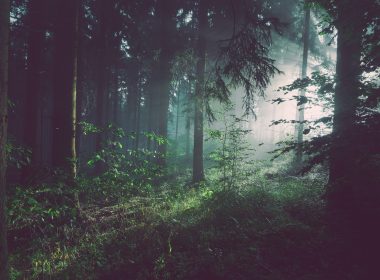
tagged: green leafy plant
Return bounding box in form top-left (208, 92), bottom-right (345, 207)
top-left (207, 104), bottom-right (255, 190)
top-left (81, 123), bottom-right (166, 202)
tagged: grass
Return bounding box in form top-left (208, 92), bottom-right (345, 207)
top-left (9, 167), bottom-right (332, 280)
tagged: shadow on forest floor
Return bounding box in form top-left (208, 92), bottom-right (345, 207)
top-left (10, 174), bottom-right (355, 280)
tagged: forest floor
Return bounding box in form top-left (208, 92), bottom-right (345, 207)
top-left (8, 167), bottom-right (350, 280)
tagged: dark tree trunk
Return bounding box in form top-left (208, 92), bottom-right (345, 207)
top-left (326, 0), bottom-right (376, 275)
top-left (327, 0), bottom-right (364, 216)
top-left (76, 1), bottom-right (86, 164)
top-left (155, 0), bottom-right (176, 167)
top-left (0, 0), bottom-right (10, 278)
top-left (146, 63), bottom-right (160, 153)
top-left (111, 64), bottom-right (120, 127)
top-left (95, 0), bottom-right (110, 155)
top-left (185, 112), bottom-right (191, 160)
top-left (52, 0), bottom-right (78, 179)
top-left (23, 0), bottom-right (47, 176)
top-left (175, 83), bottom-right (181, 148)
top-left (192, 0), bottom-right (207, 184)
top-left (134, 83), bottom-right (141, 151)
top-left (144, 0), bottom-right (176, 164)
top-left (185, 81), bottom-right (192, 161)
top-left (126, 58), bottom-right (140, 149)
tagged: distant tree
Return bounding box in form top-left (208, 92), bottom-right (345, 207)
top-left (0, 0), bottom-right (10, 278)
top-left (191, 0), bottom-right (280, 184)
top-left (125, 57), bottom-right (141, 150)
top-left (94, 0), bottom-right (112, 158)
top-left (192, 0), bottom-right (208, 184)
top-left (294, 3), bottom-right (310, 167)
top-left (144, 0), bottom-right (178, 167)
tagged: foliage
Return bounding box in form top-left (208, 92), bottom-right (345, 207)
top-left (206, 105), bottom-right (255, 189)
top-left (7, 181), bottom-right (79, 270)
top-left (272, 68), bottom-right (380, 173)
top-left (8, 170), bottom-right (330, 279)
top-left (80, 123), bottom-right (166, 202)
top-left (6, 140), bottom-right (31, 169)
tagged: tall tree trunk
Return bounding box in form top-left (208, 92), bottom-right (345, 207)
top-left (175, 84), bottom-right (181, 149)
top-left (192, 0), bottom-right (207, 184)
top-left (146, 74), bottom-right (155, 151)
top-left (0, 0), bottom-right (10, 278)
top-left (327, 0), bottom-right (364, 215)
top-left (52, 0), bottom-right (78, 179)
top-left (327, 0), bottom-right (370, 274)
top-left (185, 112), bottom-right (191, 159)
top-left (294, 5), bottom-right (310, 167)
top-left (71, 3), bottom-right (79, 180)
top-left (155, 0), bottom-right (176, 167)
top-left (23, 0), bottom-right (47, 176)
top-left (126, 58), bottom-right (139, 149)
top-left (76, 1), bottom-right (85, 164)
top-left (111, 64), bottom-right (120, 127)
top-left (95, 0), bottom-right (110, 156)
top-left (135, 88), bottom-right (141, 151)
top-left (185, 81), bottom-right (192, 161)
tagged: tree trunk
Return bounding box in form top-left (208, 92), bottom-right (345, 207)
top-left (126, 58), bottom-right (139, 149)
top-left (185, 113), bottom-right (191, 159)
top-left (327, 0), bottom-right (364, 216)
top-left (326, 0), bottom-right (371, 274)
top-left (95, 0), bottom-right (110, 156)
top-left (0, 0), bottom-right (10, 278)
top-left (71, 2), bottom-right (79, 180)
top-left (52, 0), bottom-right (78, 179)
top-left (294, 5), bottom-right (310, 167)
top-left (175, 83), bottom-right (181, 149)
top-left (155, 0), bottom-right (176, 167)
top-left (76, 1), bottom-right (85, 164)
top-left (192, 0), bottom-right (207, 184)
top-left (185, 81), bottom-right (192, 161)
top-left (135, 88), bottom-right (141, 151)
top-left (23, 0), bottom-right (47, 176)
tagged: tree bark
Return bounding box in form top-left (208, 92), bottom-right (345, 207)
top-left (294, 5), bottom-right (310, 166)
top-left (326, 0), bottom-right (372, 274)
top-left (327, 0), bottom-right (365, 213)
top-left (94, 0), bottom-right (110, 156)
top-left (185, 80), bottom-right (192, 161)
top-left (126, 58), bottom-right (140, 149)
top-left (155, 0), bottom-right (176, 167)
top-left (0, 0), bottom-right (10, 278)
top-left (24, 0), bottom-right (47, 175)
top-left (71, 2), bottom-right (79, 179)
top-left (192, 0), bottom-right (207, 184)
top-left (52, 0), bottom-right (78, 179)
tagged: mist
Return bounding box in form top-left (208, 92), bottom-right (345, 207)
top-left (0, 0), bottom-right (379, 279)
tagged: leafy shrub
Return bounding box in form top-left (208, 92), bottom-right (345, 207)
top-left (80, 123), bottom-right (166, 203)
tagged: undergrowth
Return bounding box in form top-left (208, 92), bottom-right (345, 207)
top-left (8, 166), bottom-right (331, 280)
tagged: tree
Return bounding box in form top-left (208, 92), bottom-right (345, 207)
top-left (52, 0), bottom-right (79, 179)
top-left (191, 0), bottom-right (279, 184)
top-left (0, 0), bottom-right (10, 277)
top-left (94, 0), bottom-right (111, 157)
top-left (23, 0), bottom-right (47, 179)
top-left (322, 0), bottom-right (380, 275)
top-left (326, 0), bottom-right (365, 226)
top-left (126, 58), bottom-right (141, 150)
top-left (192, 0), bottom-right (208, 184)
top-left (146, 0), bottom-right (178, 167)
top-left (294, 3), bottom-right (310, 167)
